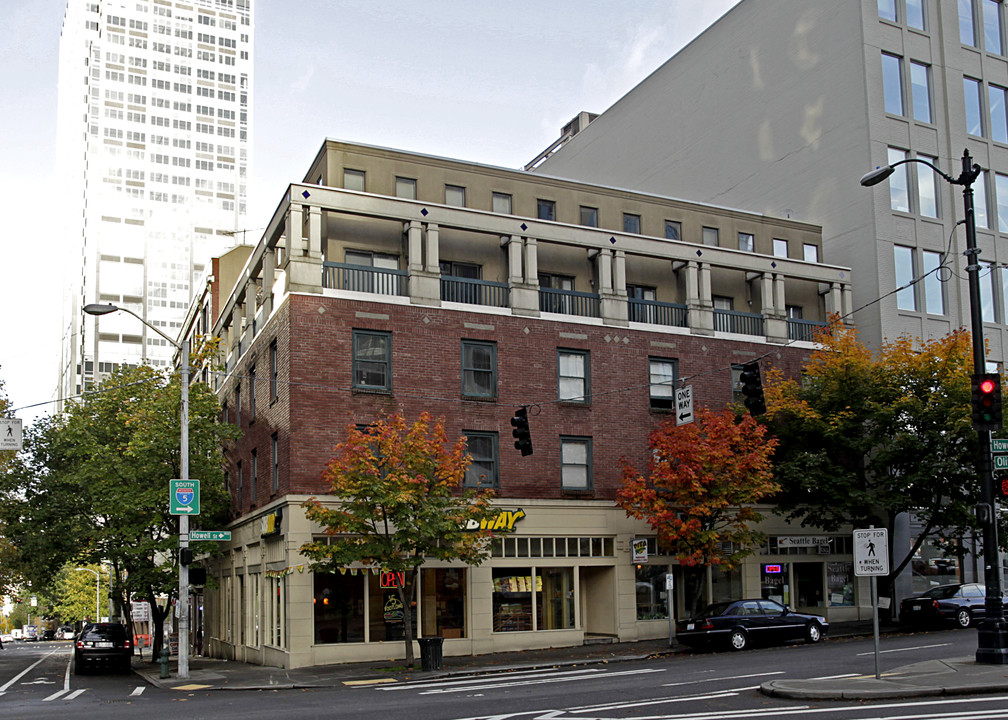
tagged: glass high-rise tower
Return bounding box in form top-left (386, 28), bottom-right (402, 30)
top-left (56, 0), bottom-right (253, 404)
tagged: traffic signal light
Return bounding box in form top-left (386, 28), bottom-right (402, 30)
top-left (511, 406), bottom-right (533, 456)
top-left (972, 373), bottom-right (1002, 432)
top-left (739, 362), bottom-right (766, 416)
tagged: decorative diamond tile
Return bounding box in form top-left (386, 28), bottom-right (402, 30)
top-left (423, 317), bottom-right (430, 324)
top-left (523, 327), bottom-right (530, 335)
top-left (302, 190), bottom-right (310, 199)
top-left (610, 236), bottom-right (616, 244)
top-left (771, 261), bottom-right (777, 269)
top-left (421, 208), bottom-right (429, 216)
top-left (521, 223), bottom-right (528, 231)
top-left (696, 249), bottom-right (703, 257)
top-left (604, 335), bottom-right (612, 343)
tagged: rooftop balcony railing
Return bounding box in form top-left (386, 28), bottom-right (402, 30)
top-left (628, 298), bottom-right (688, 327)
top-left (787, 317), bottom-right (828, 342)
top-left (539, 287), bottom-right (601, 318)
top-left (440, 275), bottom-right (510, 308)
top-left (322, 262), bottom-right (407, 296)
top-left (714, 308), bottom-right (765, 336)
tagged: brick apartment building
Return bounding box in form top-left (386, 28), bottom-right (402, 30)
top-left (181, 139), bottom-right (859, 668)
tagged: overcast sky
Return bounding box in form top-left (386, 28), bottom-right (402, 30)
top-left (0, 1), bottom-right (738, 425)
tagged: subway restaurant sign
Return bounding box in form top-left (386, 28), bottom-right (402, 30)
top-left (466, 508), bottom-right (525, 531)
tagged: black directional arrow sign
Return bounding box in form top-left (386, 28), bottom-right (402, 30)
top-left (676, 385), bottom-right (694, 426)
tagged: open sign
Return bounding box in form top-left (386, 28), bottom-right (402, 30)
top-left (380, 571), bottom-right (405, 589)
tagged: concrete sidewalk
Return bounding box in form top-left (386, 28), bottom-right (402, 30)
top-left (131, 621), bottom-right (1008, 700)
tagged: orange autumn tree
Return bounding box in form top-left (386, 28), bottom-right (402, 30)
top-left (300, 412), bottom-right (498, 669)
top-left (616, 408), bottom-right (779, 615)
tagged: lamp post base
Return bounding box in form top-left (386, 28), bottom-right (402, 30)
top-left (976, 620), bottom-right (1008, 664)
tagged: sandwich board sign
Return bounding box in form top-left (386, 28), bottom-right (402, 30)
top-left (853, 528), bottom-right (889, 576)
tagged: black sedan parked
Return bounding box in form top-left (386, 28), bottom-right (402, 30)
top-left (898, 583), bottom-right (1000, 628)
top-left (675, 598), bottom-right (828, 651)
top-left (74, 622), bottom-right (133, 674)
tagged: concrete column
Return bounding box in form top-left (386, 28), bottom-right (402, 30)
top-left (842, 284), bottom-right (854, 323)
top-left (598, 249), bottom-right (613, 294)
top-left (764, 272), bottom-right (788, 344)
top-left (261, 247), bottom-right (275, 316)
top-left (599, 248), bottom-right (628, 326)
top-left (285, 203), bottom-right (302, 259)
top-left (406, 221), bottom-right (423, 273)
top-left (688, 261), bottom-right (714, 336)
top-left (525, 238), bottom-right (538, 282)
top-left (407, 222), bottom-right (440, 306)
top-left (774, 273), bottom-right (786, 315)
top-left (509, 237), bottom-right (541, 317)
top-left (306, 205), bottom-right (322, 258)
top-left (507, 236), bottom-right (522, 283)
top-left (760, 272), bottom-right (774, 314)
top-left (613, 250), bottom-right (627, 295)
top-left (424, 223), bottom-right (440, 273)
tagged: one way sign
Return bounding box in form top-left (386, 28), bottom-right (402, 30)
top-left (676, 385), bottom-right (694, 426)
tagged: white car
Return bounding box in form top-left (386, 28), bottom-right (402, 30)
top-left (0, 633), bottom-right (13, 644)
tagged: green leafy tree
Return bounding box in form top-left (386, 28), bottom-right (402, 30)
top-left (0, 362), bottom-right (237, 660)
top-left (51, 563), bottom-right (110, 625)
top-left (616, 408), bottom-right (779, 615)
top-left (300, 412), bottom-right (497, 668)
top-left (766, 322), bottom-right (996, 582)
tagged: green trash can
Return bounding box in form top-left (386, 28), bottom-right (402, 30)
top-left (418, 636), bottom-right (444, 671)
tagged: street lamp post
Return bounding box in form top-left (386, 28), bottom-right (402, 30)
top-left (74, 567), bottom-right (100, 622)
top-left (82, 303), bottom-right (191, 679)
top-left (861, 148), bottom-right (1008, 664)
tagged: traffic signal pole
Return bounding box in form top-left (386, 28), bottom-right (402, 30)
top-left (957, 149), bottom-right (1008, 664)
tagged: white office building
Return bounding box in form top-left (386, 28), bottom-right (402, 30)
top-left (56, 0), bottom-right (253, 402)
top-left (535, 0), bottom-right (1008, 365)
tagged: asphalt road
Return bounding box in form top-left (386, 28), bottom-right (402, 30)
top-left (0, 629), bottom-right (1000, 720)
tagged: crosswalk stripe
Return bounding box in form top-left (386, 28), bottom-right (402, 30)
top-left (43, 689), bottom-right (68, 701)
top-left (130, 686), bottom-right (145, 696)
top-left (64, 689), bottom-right (86, 700)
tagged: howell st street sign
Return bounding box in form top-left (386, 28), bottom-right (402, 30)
top-left (189, 530), bottom-right (231, 541)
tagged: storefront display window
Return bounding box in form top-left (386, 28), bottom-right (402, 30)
top-left (635, 564), bottom-right (669, 619)
top-left (314, 572), bottom-right (364, 644)
top-left (827, 562), bottom-right (854, 606)
top-left (493, 568), bottom-right (535, 632)
top-left (761, 563), bottom-right (789, 605)
top-left (420, 568), bottom-right (467, 638)
top-left (368, 572), bottom-right (406, 642)
top-left (710, 566), bottom-right (742, 604)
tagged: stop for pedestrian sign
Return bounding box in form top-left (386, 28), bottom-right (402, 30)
top-left (170, 479), bottom-right (200, 515)
top-left (853, 528), bottom-right (888, 576)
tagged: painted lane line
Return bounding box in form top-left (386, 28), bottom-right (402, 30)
top-left (420, 668), bottom-right (665, 695)
top-left (0, 649), bottom-right (59, 692)
top-left (568, 689), bottom-right (749, 713)
top-left (43, 689), bottom-right (68, 702)
top-left (64, 688), bottom-right (86, 700)
top-left (855, 642), bottom-right (949, 656)
top-left (381, 668), bottom-right (606, 690)
top-left (811, 673), bottom-right (860, 680)
top-left (130, 686), bottom-right (145, 696)
top-left (661, 671), bottom-right (784, 687)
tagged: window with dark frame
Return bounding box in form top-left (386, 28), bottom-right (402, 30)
top-left (537, 198), bottom-right (556, 221)
top-left (461, 340), bottom-right (497, 399)
top-left (463, 431), bottom-right (499, 488)
top-left (561, 436), bottom-right (593, 491)
top-left (248, 364), bottom-right (256, 420)
top-left (665, 220), bottom-right (681, 241)
top-left (579, 206), bottom-right (598, 227)
top-left (395, 176), bottom-right (417, 199)
top-left (445, 184), bottom-right (466, 207)
top-left (271, 432), bottom-right (279, 494)
top-left (623, 213), bottom-right (641, 234)
top-left (649, 357), bottom-right (678, 411)
top-left (269, 338), bottom-right (278, 400)
top-left (558, 349), bottom-right (590, 404)
top-left (352, 329), bottom-right (392, 392)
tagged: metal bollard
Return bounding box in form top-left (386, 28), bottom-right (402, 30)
top-left (158, 647), bottom-right (171, 678)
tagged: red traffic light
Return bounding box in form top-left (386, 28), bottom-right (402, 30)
top-left (981, 378), bottom-right (997, 394)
